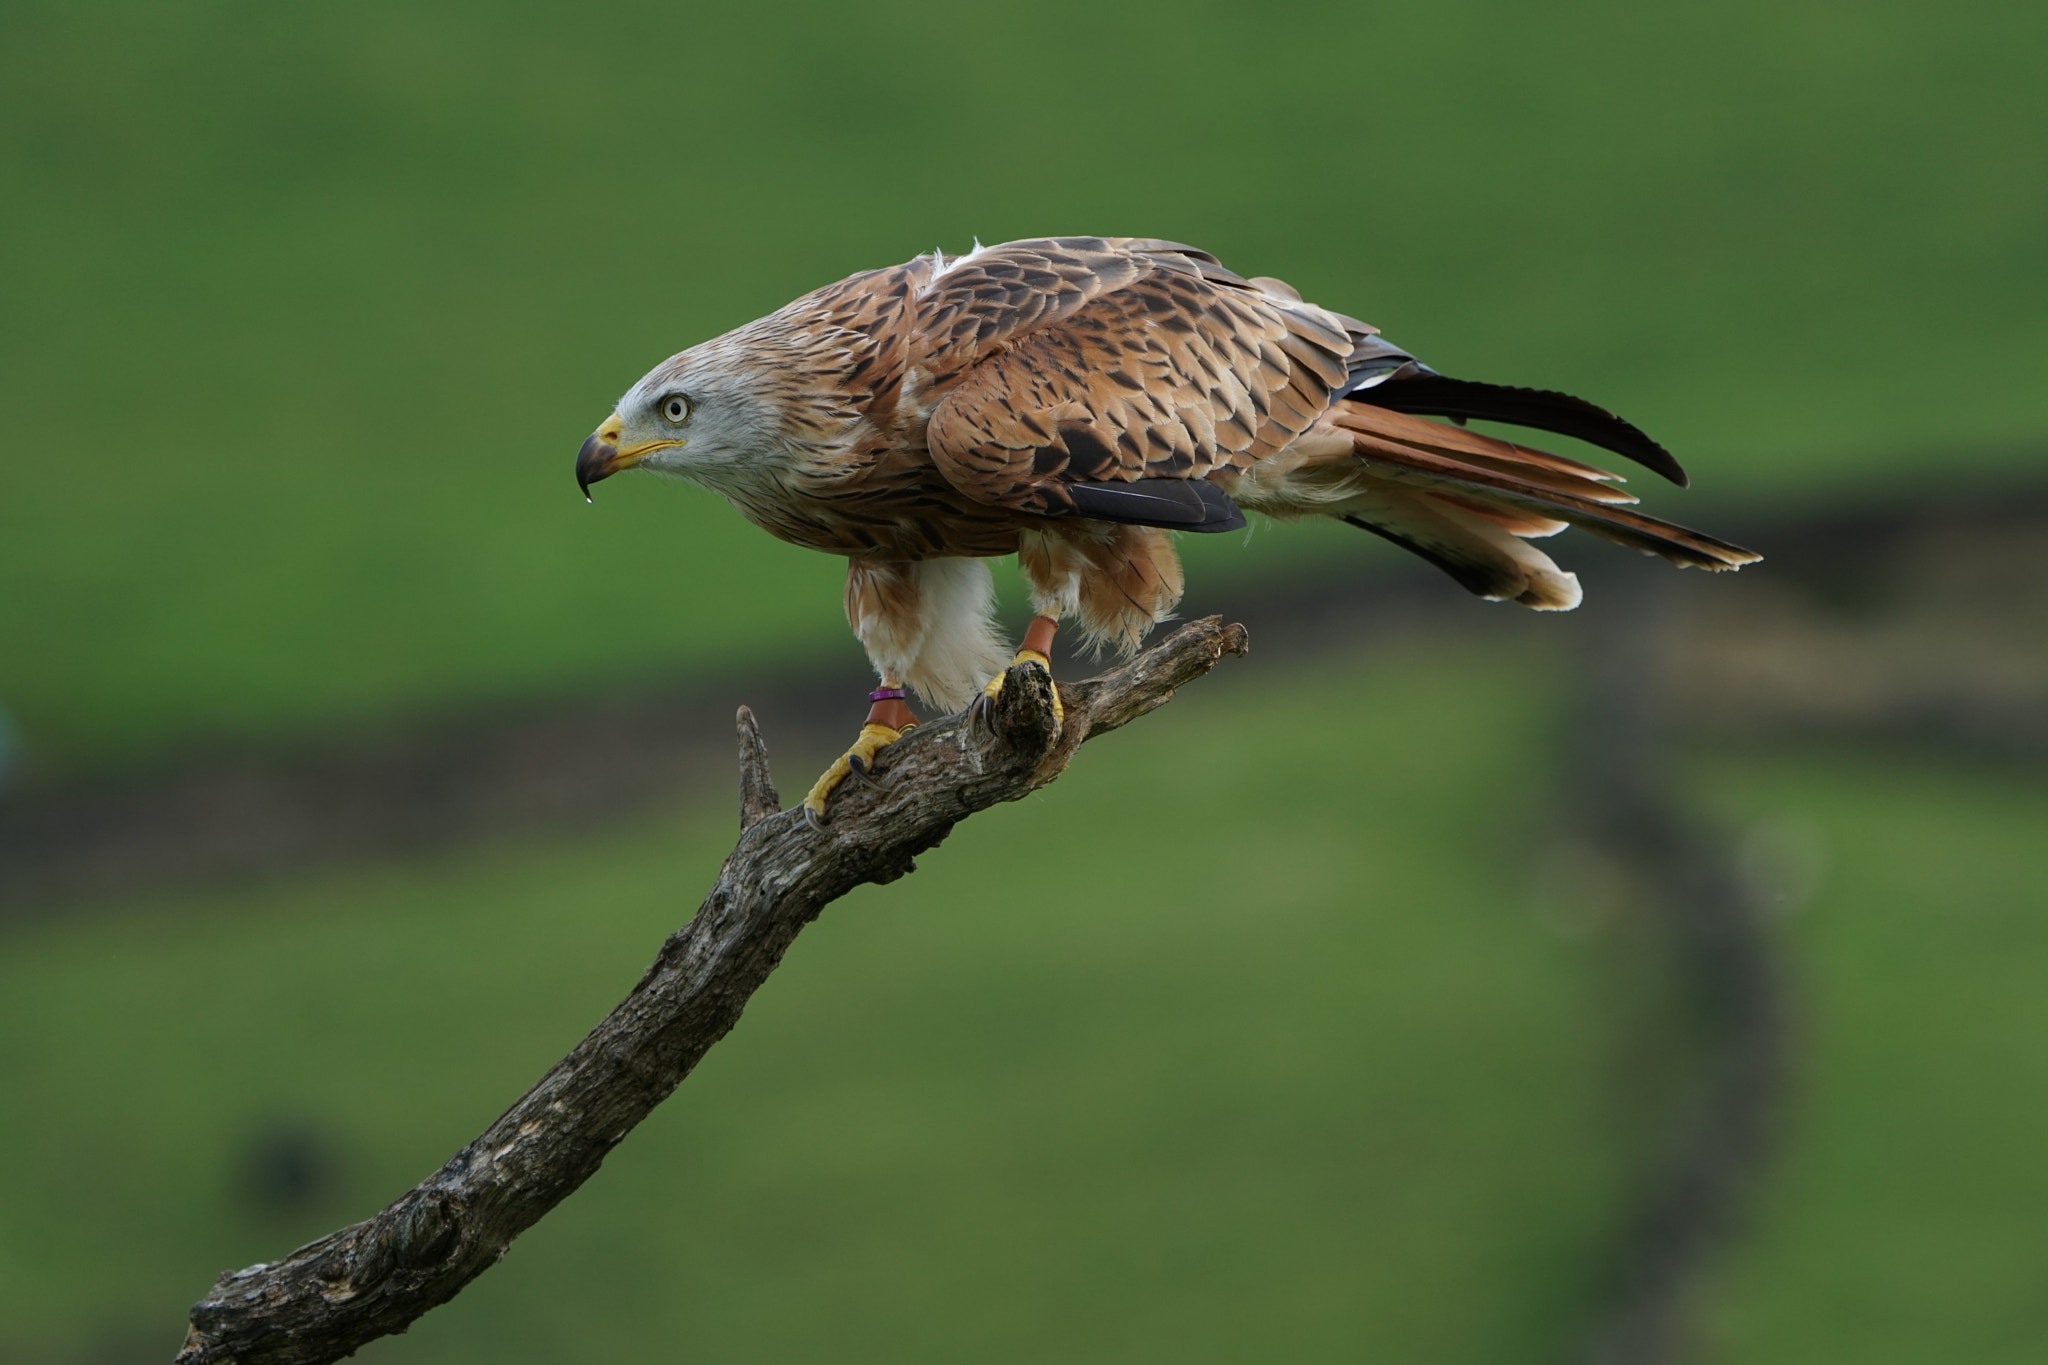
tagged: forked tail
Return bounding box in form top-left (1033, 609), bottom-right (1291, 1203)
top-left (1324, 399), bottom-right (1759, 610)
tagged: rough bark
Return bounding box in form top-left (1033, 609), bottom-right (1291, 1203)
top-left (175, 618), bottom-right (1248, 1365)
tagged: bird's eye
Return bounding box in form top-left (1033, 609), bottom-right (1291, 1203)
top-left (659, 394), bottom-right (693, 425)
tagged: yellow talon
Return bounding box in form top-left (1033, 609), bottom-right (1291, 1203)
top-left (802, 722), bottom-right (905, 822)
top-left (981, 648), bottom-right (1064, 726)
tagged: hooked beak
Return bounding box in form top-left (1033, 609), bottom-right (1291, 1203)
top-left (577, 414), bottom-right (689, 501)
top-left (576, 414), bottom-right (630, 501)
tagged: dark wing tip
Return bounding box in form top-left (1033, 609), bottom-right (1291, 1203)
top-left (1364, 372), bottom-right (1691, 488)
top-left (1067, 478), bottom-right (1247, 533)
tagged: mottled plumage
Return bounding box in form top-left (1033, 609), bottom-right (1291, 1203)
top-left (575, 236), bottom-right (1757, 818)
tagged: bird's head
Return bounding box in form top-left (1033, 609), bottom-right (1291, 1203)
top-left (575, 322), bottom-right (867, 501)
top-left (574, 339), bottom-right (785, 500)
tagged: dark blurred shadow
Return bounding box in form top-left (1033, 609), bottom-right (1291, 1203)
top-left (1559, 562), bottom-right (1791, 1365)
top-left (234, 1118), bottom-right (345, 1222)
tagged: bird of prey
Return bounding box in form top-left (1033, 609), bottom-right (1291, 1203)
top-left (576, 236), bottom-right (1756, 820)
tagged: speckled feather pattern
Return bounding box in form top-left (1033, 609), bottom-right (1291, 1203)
top-left (615, 236), bottom-right (1754, 703)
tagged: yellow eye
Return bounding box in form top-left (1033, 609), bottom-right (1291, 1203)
top-left (659, 394), bottom-right (692, 424)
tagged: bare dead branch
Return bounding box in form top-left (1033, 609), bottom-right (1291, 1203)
top-left (734, 705), bottom-right (779, 831)
top-left (174, 618), bottom-right (1248, 1365)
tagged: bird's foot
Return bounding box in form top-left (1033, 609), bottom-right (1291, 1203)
top-left (970, 648), bottom-right (1064, 732)
top-left (802, 722), bottom-right (906, 827)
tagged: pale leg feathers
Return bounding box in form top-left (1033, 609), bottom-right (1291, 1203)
top-left (844, 556), bottom-right (1010, 712)
top-left (1017, 524), bottom-right (1185, 656)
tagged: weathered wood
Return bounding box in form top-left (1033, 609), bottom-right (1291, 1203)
top-left (175, 618), bottom-right (1248, 1365)
top-left (734, 705), bottom-right (779, 831)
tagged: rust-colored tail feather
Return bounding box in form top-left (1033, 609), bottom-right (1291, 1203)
top-left (1327, 400), bottom-right (1758, 609)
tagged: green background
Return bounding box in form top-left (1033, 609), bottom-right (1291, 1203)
top-left (4, 0), bottom-right (2044, 771)
top-left (6, 651), bottom-right (2046, 1362)
top-left (2, 1), bottom-right (2045, 1361)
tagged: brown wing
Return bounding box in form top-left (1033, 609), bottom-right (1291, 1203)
top-left (920, 238), bottom-right (1356, 523)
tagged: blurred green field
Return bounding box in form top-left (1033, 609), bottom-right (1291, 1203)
top-left (0, 648), bottom-right (1610, 1362)
top-left (5, 5), bottom-right (2046, 1361)
top-left (4, 0), bottom-right (2046, 774)
top-left (3, 645), bottom-right (2045, 1363)
top-left (1695, 752), bottom-right (2048, 1365)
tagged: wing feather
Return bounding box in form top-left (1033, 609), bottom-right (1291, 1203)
top-left (920, 239), bottom-right (1353, 524)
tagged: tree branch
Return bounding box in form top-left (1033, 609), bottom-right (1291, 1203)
top-left (175, 618), bottom-right (1248, 1365)
top-left (734, 705), bottom-right (779, 832)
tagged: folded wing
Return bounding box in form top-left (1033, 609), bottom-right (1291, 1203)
top-left (921, 237), bottom-right (1354, 531)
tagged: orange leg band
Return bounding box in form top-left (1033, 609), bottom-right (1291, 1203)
top-left (1021, 614), bottom-right (1059, 658)
top-left (866, 695), bottom-right (918, 730)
